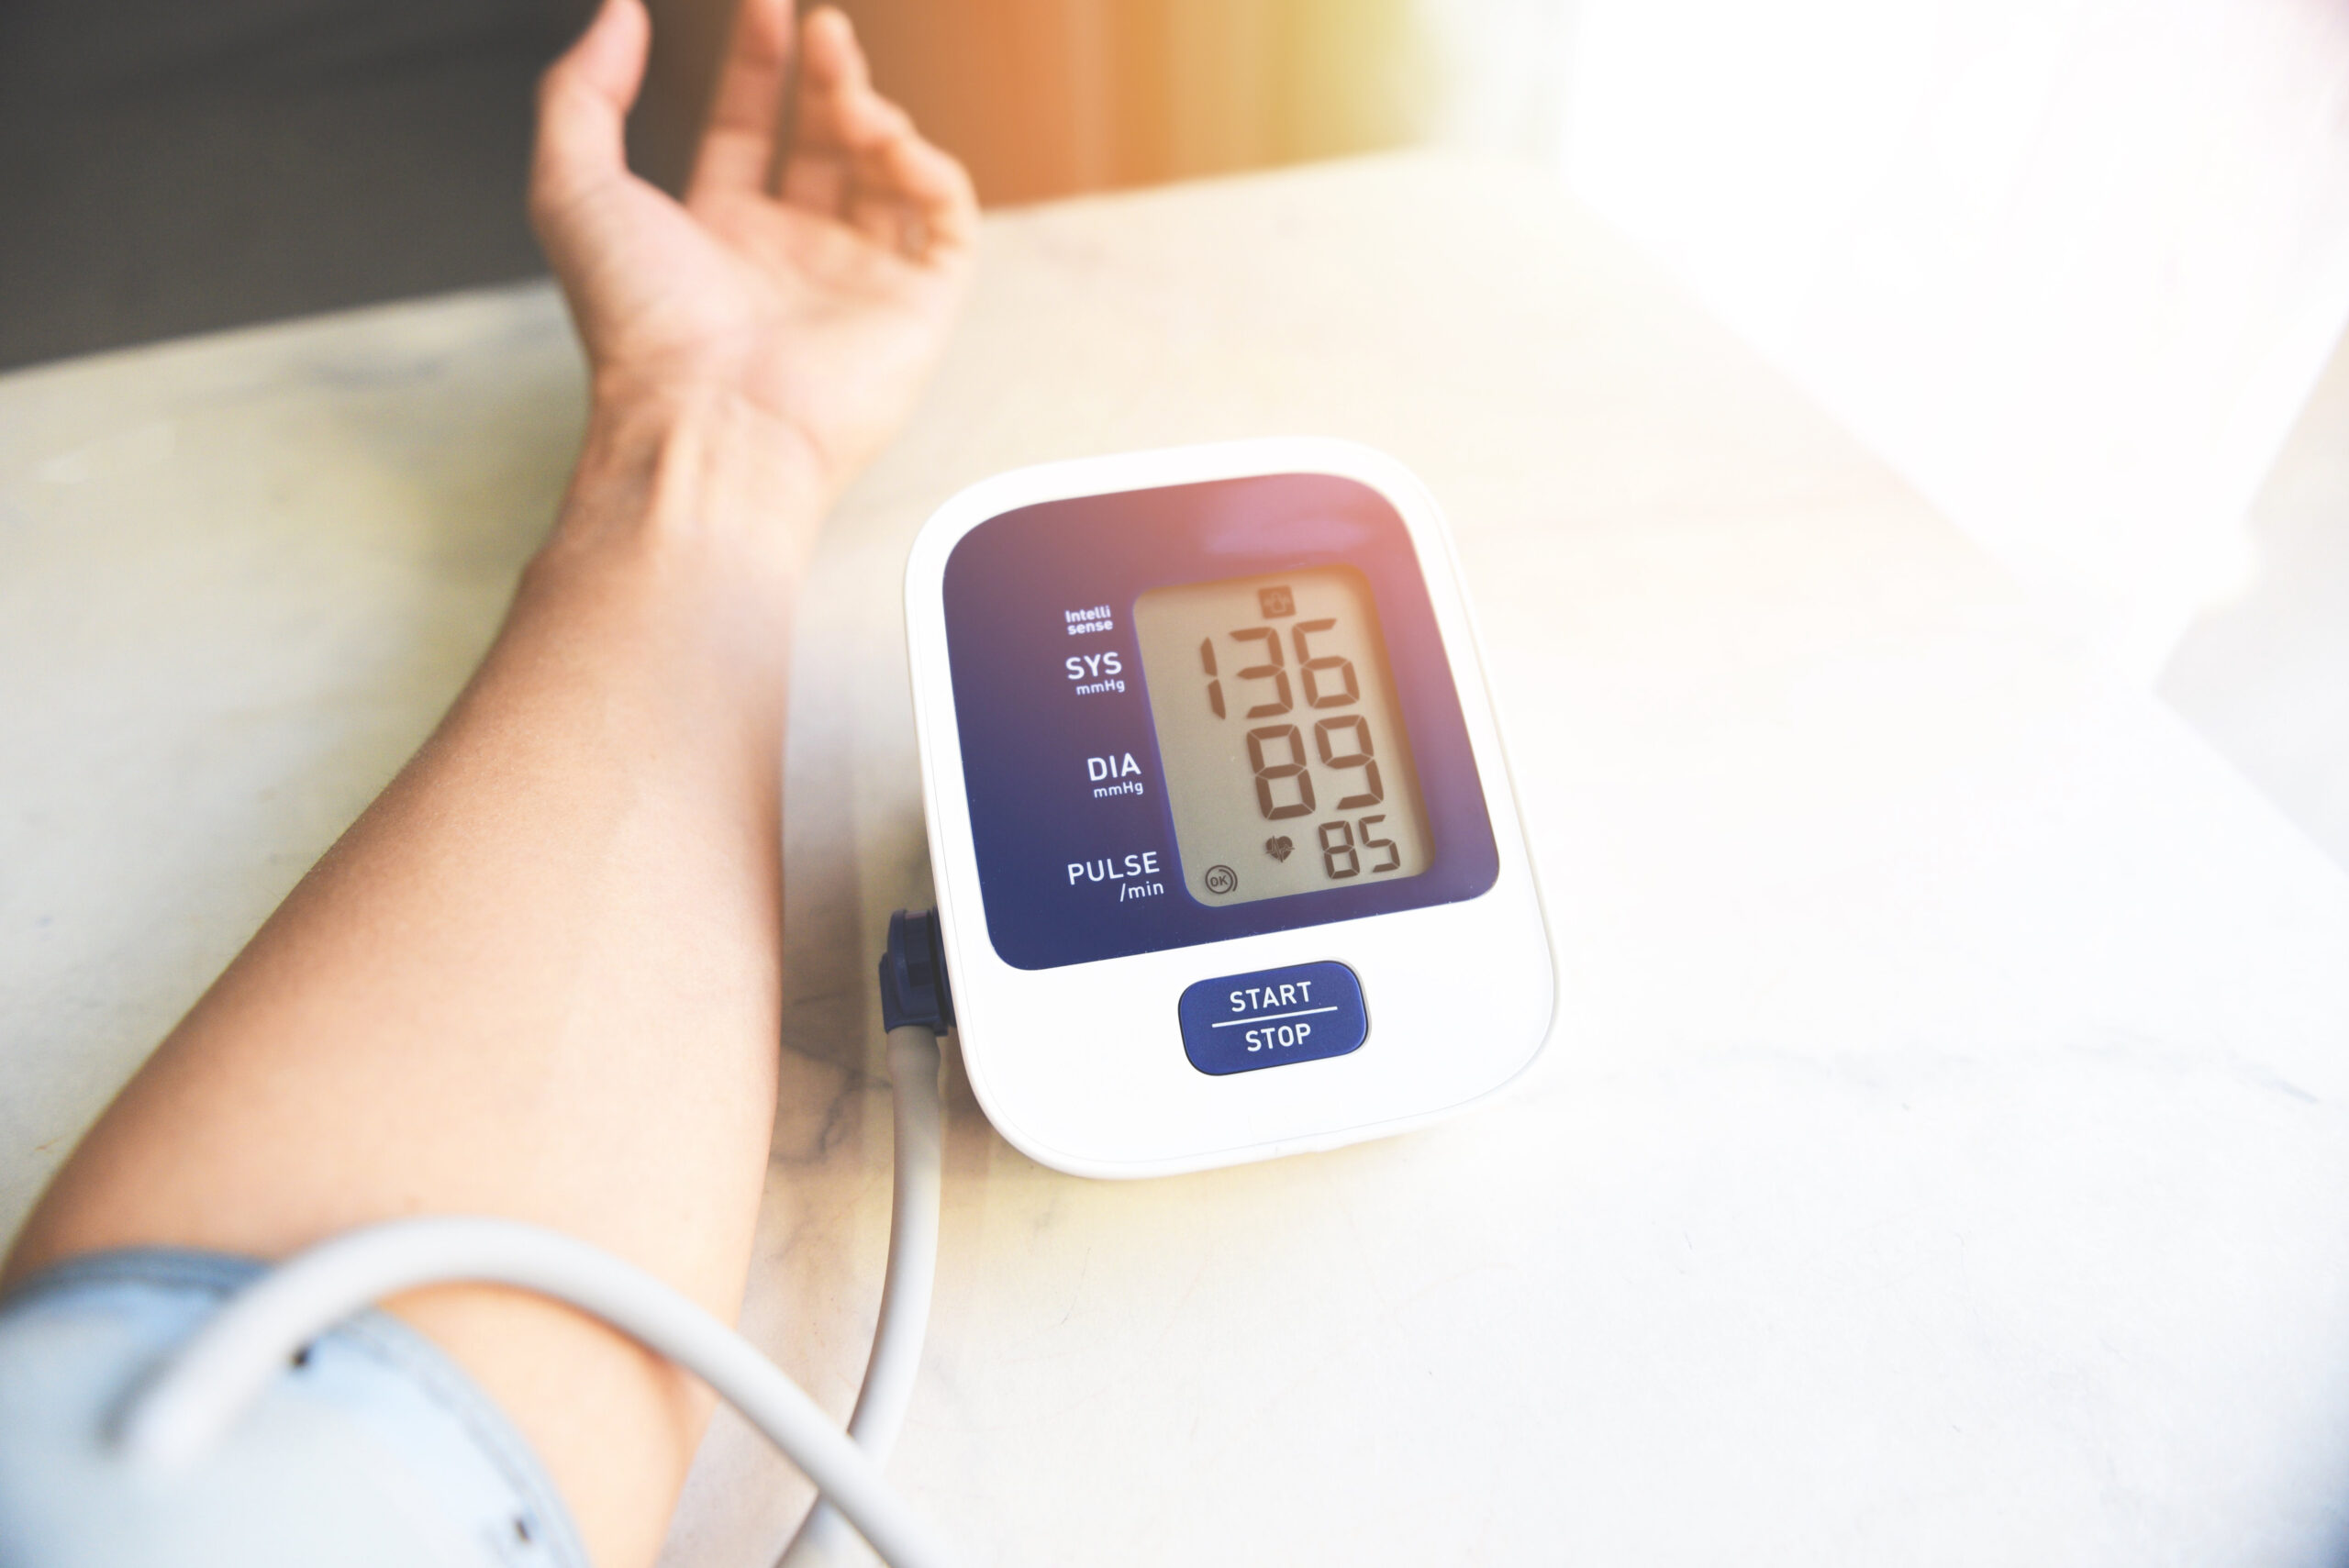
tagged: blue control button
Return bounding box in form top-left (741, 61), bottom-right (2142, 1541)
top-left (1178, 961), bottom-right (1368, 1076)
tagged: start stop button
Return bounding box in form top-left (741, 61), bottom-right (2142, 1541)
top-left (1176, 961), bottom-right (1368, 1076)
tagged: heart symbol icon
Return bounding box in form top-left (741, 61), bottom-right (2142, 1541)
top-left (1265, 836), bottom-right (1294, 862)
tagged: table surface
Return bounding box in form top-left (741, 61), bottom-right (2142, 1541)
top-left (6, 153), bottom-right (2349, 1567)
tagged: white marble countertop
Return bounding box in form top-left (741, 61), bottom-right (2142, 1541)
top-left (6, 154), bottom-right (2349, 1566)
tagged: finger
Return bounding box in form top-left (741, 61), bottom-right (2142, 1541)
top-left (824, 89), bottom-right (975, 258)
top-left (686, 0), bottom-right (796, 204)
top-left (792, 10), bottom-right (977, 255)
top-left (780, 150), bottom-right (850, 217)
top-left (846, 189), bottom-right (904, 250)
top-left (860, 130), bottom-right (979, 257)
top-left (529, 0), bottom-right (651, 227)
top-left (774, 10), bottom-right (876, 217)
top-left (788, 7), bottom-right (873, 156)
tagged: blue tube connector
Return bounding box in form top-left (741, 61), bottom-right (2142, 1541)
top-left (877, 909), bottom-right (954, 1036)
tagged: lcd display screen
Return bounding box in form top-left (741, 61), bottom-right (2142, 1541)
top-left (1134, 566), bottom-right (1430, 906)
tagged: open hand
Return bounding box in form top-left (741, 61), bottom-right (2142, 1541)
top-left (529, 0), bottom-right (976, 506)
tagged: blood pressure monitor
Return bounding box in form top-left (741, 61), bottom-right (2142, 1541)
top-left (904, 439), bottom-right (1554, 1176)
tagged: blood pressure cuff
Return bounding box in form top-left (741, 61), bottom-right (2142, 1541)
top-left (0, 1249), bottom-right (587, 1568)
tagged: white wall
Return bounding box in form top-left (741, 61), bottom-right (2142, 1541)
top-left (1547, 0), bottom-right (2349, 679)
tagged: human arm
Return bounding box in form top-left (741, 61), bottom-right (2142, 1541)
top-left (2, 5), bottom-right (975, 1566)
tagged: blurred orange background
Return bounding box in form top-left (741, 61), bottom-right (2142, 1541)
top-left (640, 0), bottom-right (1428, 201)
top-left (0, 0), bottom-right (1435, 370)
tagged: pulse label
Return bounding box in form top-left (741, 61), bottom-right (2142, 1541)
top-left (1067, 850), bottom-right (1166, 905)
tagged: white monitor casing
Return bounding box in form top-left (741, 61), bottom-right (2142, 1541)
top-left (903, 438), bottom-right (1554, 1177)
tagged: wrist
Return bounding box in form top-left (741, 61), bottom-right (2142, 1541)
top-left (507, 388), bottom-right (823, 728)
top-left (536, 383), bottom-right (839, 600)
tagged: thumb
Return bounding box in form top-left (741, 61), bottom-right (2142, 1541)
top-left (529, 0), bottom-right (652, 249)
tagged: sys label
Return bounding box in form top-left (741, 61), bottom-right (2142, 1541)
top-left (1176, 961), bottom-right (1368, 1076)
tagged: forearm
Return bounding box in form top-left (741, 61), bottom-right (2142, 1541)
top-left (6, 398), bottom-right (825, 1568)
top-left (5, 0), bottom-right (977, 1554)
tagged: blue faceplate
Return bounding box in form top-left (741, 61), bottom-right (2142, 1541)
top-left (941, 473), bottom-right (1499, 971)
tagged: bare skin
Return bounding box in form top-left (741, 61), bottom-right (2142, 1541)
top-left (2, 3), bottom-right (976, 1565)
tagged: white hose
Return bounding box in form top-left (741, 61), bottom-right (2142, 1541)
top-left (112, 1213), bottom-right (962, 1568)
top-left (776, 1023), bottom-right (945, 1568)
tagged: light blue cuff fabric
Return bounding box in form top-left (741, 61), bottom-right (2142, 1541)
top-left (0, 1249), bottom-right (589, 1568)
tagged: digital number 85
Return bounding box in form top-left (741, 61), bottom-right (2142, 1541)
top-left (1319, 816), bottom-right (1400, 879)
